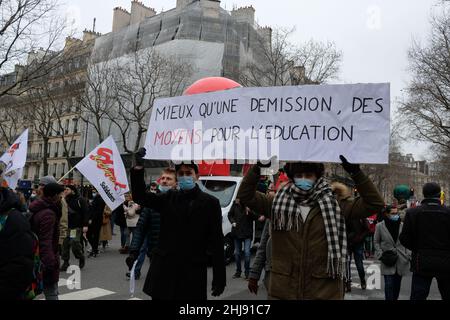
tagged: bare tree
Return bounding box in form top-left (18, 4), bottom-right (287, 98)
top-left (0, 100), bottom-right (26, 146)
top-left (36, 84), bottom-right (78, 170)
top-left (239, 27), bottom-right (342, 87)
top-left (22, 86), bottom-right (55, 175)
top-left (399, 5), bottom-right (450, 152)
top-left (78, 61), bottom-right (116, 144)
top-left (107, 50), bottom-right (193, 154)
top-left (0, 0), bottom-right (71, 97)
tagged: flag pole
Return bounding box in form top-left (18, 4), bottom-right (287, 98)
top-left (58, 166), bottom-right (77, 183)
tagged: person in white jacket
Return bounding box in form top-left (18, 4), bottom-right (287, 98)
top-left (124, 193), bottom-right (141, 247)
top-left (374, 205), bottom-right (411, 300)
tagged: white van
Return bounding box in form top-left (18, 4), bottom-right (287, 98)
top-left (198, 176), bottom-right (243, 264)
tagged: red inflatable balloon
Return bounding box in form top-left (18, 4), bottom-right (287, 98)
top-left (184, 77), bottom-right (242, 176)
top-left (183, 77), bottom-right (242, 96)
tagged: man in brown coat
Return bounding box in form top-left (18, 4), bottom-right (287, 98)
top-left (237, 156), bottom-right (384, 300)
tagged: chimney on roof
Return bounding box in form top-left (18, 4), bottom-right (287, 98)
top-left (112, 7), bottom-right (131, 32)
top-left (130, 1), bottom-right (156, 25)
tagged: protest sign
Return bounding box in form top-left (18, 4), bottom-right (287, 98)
top-left (144, 83), bottom-right (390, 164)
top-left (76, 136), bottom-right (129, 210)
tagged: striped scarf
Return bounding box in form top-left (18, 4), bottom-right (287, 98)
top-left (271, 177), bottom-right (347, 279)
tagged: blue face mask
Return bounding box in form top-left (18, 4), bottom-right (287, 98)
top-left (158, 185), bottom-right (171, 193)
top-left (389, 214), bottom-right (400, 221)
top-left (178, 176), bottom-right (196, 191)
top-left (294, 178), bottom-right (315, 191)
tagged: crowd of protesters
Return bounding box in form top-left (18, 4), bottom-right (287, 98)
top-left (1, 151), bottom-right (450, 301)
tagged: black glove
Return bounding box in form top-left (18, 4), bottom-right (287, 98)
top-left (134, 147), bottom-right (146, 167)
top-left (339, 155), bottom-right (361, 175)
top-left (125, 253), bottom-right (138, 270)
top-left (211, 284), bottom-right (225, 297)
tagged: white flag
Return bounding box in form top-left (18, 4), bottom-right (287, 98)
top-left (3, 167), bottom-right (24, 190)
top-left (0, 129), bottom-right (28, 188)
top-left (75, 136), bottom-right (129, 210)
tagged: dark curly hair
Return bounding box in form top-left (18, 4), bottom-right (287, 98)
top-left (284, 162), bottom-right (325, 180)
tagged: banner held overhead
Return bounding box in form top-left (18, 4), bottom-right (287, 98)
top-left (144, 83), bottom-right (390, 164)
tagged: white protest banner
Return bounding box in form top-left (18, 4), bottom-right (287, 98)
top-left (76, 136), bottom-right (129, 211)
top-left (0, 129), bottom-right (28, 172)
top-left (3, 167), bottom-right (23, 190)
top-left (144, 83), bottom-right (390, 164)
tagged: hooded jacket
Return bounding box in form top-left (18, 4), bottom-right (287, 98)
top-left (29, 197), bottom-right (62, 285)
top-left (0, 188), bottom-right (34, 299)
top-left (65, 189), bottom-right (90, 229)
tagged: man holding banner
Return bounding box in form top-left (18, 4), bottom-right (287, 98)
top-left (237, 156), bottom-right (384, 300)
top-left (130, 149), bottom-right (226, 300)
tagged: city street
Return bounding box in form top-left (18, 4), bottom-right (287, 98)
top-left (45, 229), bottom-right (443, 301)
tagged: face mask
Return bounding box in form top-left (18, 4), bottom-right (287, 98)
top-left (389, 214), bottom-right (400, 221)
top-left (178, 176), bottom-right (196, 191)
top-left (158, 185), bottom-right (171, 193)
top-left (294, 178), bottom-right (315, 191)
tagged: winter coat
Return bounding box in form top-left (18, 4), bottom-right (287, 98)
top-left (65, 193), bottom-right (90, 229)
top-left (227, 201), bottom-right (256, 239)
top-left (374, 220), bottom-right (411, 276)
top-left (131, 168), bottom-right (226, 300)
top-left (346, 217), bottom-right (370, 248)
top-left (88, 195), bottom-right (106, 231)
top-left (29, 197), bottom-right (62, 285)
top-left (0, 189), bottom-right (34, 300)
top-left (124, 201), bottom-right (140, 228)
top-left (400, 198), bottom-right (450, 277)
top-left (249, 219), bottom-right (272, 280)
top-left (129, 207), bottom-right (161, 258)
top-left (237, 165), bottom-right (384, 300)
top-left (113, 204), bottom-right (127, 228)
top-left (99, 206), bottom-right (112, 241)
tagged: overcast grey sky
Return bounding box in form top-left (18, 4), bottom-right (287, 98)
top-left (62, 0), bottom-right (442, 160)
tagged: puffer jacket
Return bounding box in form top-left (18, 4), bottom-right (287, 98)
top-left (29, 197), bottom-right (62, 285)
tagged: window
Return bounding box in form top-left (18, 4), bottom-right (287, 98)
top-left (55, 142), bottom-right (59, 158)
top-left (53, 163), bottom-right (57, 177)
top-left (47, 143), bottom-right (51, 157)
top-left (198, 180), bottom-right (238, 208)
top-left (61, 163), bottom-right (66, 177)
top-left (65, 119), bottom-right (70, 134)
top-left (38, 144), bottom-right (43, 157)
top-left (24, 166), bottom-right (29, 179)
top-left (36, 165), bottom-right (41, 178)
top-left (72, 118), bottom-right (78, 133)
top-left (63, 141), bottom-right (68, 156)
top-left (71, 140), bottom-right (77, 156)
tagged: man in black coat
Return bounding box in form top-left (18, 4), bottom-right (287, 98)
top-left (87, 192), bottom-right (105, 257)
top-left (61, 185), bottom-right (90, 270)
top-left (400, 182), bottom-right (450, 300)
top-left (345, 217), bottom-right (370, 292)
top-left (130, 149), bottom-right (226, 300)
top-left (0, 186), bottom-right (34, 300)
top-left (227, 198), bottom-right (257, 279)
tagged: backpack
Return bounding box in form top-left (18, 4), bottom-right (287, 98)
top-left (22, 231), bottom-right (44, 300)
